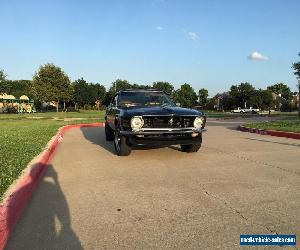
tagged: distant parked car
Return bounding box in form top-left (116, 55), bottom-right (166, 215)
top-left (105, 89), bottom-right (206, 156)
top-left (231, 107), bottom-right (259, 114)
top-left (231, 107), bottom-right (243, 113)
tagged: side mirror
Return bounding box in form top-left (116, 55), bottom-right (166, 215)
top-left (176, 103), bottom-right (181, 107)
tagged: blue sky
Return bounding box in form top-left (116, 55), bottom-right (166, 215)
top-left (1, 0), bottom-right (299, 95)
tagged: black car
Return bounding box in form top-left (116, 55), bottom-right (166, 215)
top-left (105, 89), bottom-right (206, 156)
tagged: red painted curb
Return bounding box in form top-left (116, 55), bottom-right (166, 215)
top-left (0, 122), bottom-right (104, 250)
top-left (239, 125), bottom-right (300, 140)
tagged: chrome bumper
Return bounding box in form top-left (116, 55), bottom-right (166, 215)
top-left (120, 127), bottom-right (206, 135)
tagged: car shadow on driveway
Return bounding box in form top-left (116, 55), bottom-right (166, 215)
top-left (6, 165), bottom-right (83, 250)
top-left (80, 127), bottom-right (181, 155)
top-left (80, 127), bottom-right (116, 155)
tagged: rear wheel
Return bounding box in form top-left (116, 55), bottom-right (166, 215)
top-left (105, 123), bottom-right (114, 141)
top-left (114, 129), bottom-right (131, 156)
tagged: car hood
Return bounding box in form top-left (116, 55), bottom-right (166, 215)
top-left (122, 106), bottom-right (204, 117)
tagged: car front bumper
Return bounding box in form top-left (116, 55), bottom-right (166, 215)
top-left (120, 127), bottom-right (206, 146)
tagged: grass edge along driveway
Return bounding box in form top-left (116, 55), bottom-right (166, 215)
top-left (245, 120), bottom-right (300, 133)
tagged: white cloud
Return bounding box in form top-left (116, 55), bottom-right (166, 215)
top-left (183, 30), bottom-right (199, 41)
top-left (247, 51), bottom-right (269, 61)
top-left (156, 26), bottom-right (164, 31)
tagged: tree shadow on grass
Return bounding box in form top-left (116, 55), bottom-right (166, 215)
top-left (6, 165), bottom-right (83, 250)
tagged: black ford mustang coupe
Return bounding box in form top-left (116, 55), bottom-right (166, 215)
top-left (105, 89), bottom-right (206, 156)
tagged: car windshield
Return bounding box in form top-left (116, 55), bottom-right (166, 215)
top-left (118, 91), bottom-right (175, 108)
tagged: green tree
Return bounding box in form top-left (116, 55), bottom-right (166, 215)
top-left (292, 53), bottom-right (300, 117)
top-left (251, 89), bottom-right (273, 110)
top-left (152, 81), bottom-right (174, 95)
top-left (267, 83), bottom-right (292, 101)
top-left (73, 78), bottom-right (90, 109)
top-left (32, 63), bottom-right (72, 112)
top-left (0, 69), bottom-right (7, 93)
top-left (60, 82), bottom-right (74, 110)
top-left (0, 69), bottom-right (33, 98)
top-left (131, 83), bottom-right (152, 89)
top-left (89, 83), bottom-right (106, 107)
top-left (111, 79), bottom-right (132, 93)
top-left (104, 79), bottom-right (132, 106)
top-left (4, 80), bottom-right (33, 98)
top-left (173, 83), bottom-right (197, 108)
top-left (198, 88), bottom-right (208, 107)
top-left (229, 82), bottom-right (256, 108)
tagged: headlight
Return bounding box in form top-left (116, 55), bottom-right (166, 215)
top-left (193, 116), bottom-right (204, 128)
top-left (130, 116), bottom-right (144, 130)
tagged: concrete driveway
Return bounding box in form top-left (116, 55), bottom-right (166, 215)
top-left (7, 119), bottom-right (300, 249)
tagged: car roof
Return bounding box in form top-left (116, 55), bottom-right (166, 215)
top-left (118, 89), bottom-right (164, 94)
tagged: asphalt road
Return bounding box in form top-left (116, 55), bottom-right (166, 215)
top-left (7, 119), bottom-right (300, 249)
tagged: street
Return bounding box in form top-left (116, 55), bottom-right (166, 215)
top-left (7, 119), bottom-right (300, 249)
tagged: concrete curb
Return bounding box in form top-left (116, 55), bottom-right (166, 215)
top-left (0, 123), bottom-right (104, 250)
top-left (239, 125), bottom-right (300, 140)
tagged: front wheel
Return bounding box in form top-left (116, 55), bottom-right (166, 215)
top-left (114, 130), bottom-right (132, 156)
top-left (181, 141), bottom-right (202, 153)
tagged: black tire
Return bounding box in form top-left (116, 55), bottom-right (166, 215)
top-left (105, 123), bottom-right (114, 141)
top-left (181, 141), bottom-right (202, 153)
top-left (114, 129), bottom-right (131, 156)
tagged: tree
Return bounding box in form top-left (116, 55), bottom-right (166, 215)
top-left (0, 69), bottom-right (7, 93)
top-left (130, 83), bottom-right (152, 90)
top-left (89, 83), bottom-right (106, 109)
top-left (198, 88), bottom-right (208, 107)
top-left (292, 53), bottom-right (300, 117)
top-left (32, 63), bottom-right (71, 112)
top-left (111, 79), bottom-right (132, 93)
top-left (73, 78), bottom-right (90, 109)
top-left (229, 82), bottom-right (256, 108)
top-left (60, 82), bottom-right (74, 110)
top-left (152, 81), bottom-right (174, 95)
top-left (267, 83), bottom-right (292, 101)
top-left (173, 83), bottom-right (197, 108)
top-left (251, 89), bottom-right (273, 110)
top-left (104, 79), bottom-right (132, 106)
top-left (0, 69), bottom-right (33, 98)
top-left (3, 80), bottom-right (33, 98)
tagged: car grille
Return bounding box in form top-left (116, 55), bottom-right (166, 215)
top-left (142, 116), bottom-right (195, 128)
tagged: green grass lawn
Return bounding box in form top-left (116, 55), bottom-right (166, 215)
top-left (245, 120), bottom-right (300, 133)
top-left (0, 109), bottom-right (106, 120)
top-left (0, 110), bottom-right (105, 200)
top-left (204, 110), bottom-right (299, 119)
